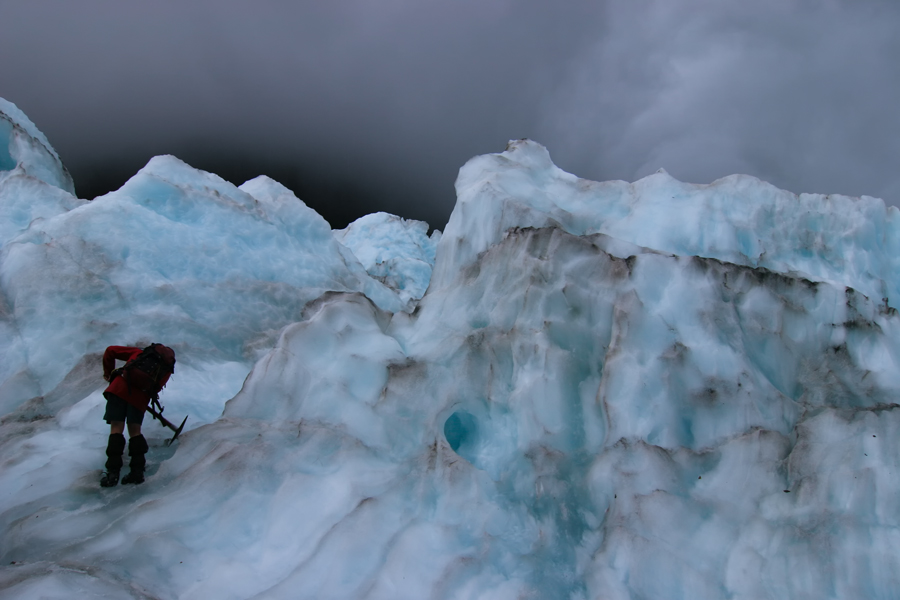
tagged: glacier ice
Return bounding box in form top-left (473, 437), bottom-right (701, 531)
top-left (334, 211), bottom-right (441, 308)
top-left (2, 102), bottom-right (900, 599)
top-left (0, 98), bottom-right (75, 196)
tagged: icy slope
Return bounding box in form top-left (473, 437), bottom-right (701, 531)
top-left (6, 225), bottom-right (898, 600)
top-left (2, 103), bottom-right (900, 600)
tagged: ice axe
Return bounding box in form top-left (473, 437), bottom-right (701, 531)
top-left (147, 399), bottom-right (188, 446)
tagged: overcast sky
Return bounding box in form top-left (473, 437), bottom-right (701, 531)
top-left (2, 0), bottom-right (898, 229)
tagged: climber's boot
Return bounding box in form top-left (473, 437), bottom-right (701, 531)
top-left (100, 433), bottom-right (126, 487)
top-left (121, 434), bottom-right (148, 485)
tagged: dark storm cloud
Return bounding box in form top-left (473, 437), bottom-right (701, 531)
top-left (539, 0), bottom-right (900, 205)
top-left (0, 0), bottom-right (604, 227)
top-left (1, 0), bottom-right (898, 229)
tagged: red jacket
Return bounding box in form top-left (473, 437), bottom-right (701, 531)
top-left (102, 346), bottom-right (171, 411)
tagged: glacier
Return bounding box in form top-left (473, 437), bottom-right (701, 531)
top-left (1, 99), bottom-right (900, 599)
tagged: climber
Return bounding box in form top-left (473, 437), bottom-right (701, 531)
top-left (100, 343), bottom-right (176, 487)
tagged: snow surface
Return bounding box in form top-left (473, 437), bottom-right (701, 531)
top-left (2, 103), bottom-right (900, 599)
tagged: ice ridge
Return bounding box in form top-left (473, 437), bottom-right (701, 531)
top-left (435, 139), bottom-right (900, 307)
top-left (0, 98), bottom-right (75, 195)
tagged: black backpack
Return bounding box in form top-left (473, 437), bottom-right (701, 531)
top-left (121, 343), bottom-right (176, 396)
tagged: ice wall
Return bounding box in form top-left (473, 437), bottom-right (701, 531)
top-left (0, 100), bottom-right (85, 413)
top-left (2, 103), bottom-right (900, 600)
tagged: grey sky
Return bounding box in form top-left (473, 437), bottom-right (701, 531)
top-left (1, 0), bottom-right (897, 228)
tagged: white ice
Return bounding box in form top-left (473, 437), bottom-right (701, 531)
top-left (2, 100), bottom-right (900, 599)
